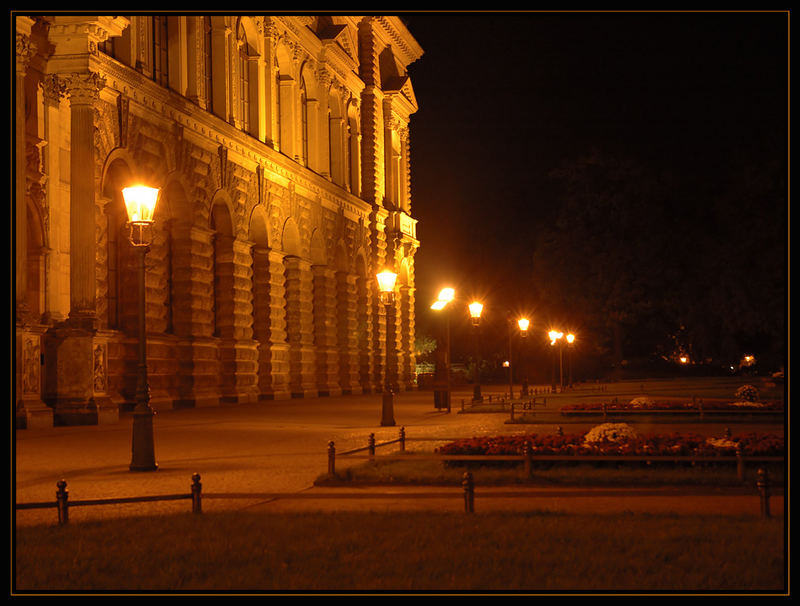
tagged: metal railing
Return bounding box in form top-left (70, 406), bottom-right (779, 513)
top-left (14, 429), bottom-right (783, 524)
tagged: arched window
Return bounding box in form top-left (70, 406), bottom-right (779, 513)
top-left (237, 22), bottom-right (250, 133)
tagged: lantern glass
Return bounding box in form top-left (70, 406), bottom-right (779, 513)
top-left (518, 318), bottom-right (530, 332)
top-left (376, 270), bottom-right (398, 294)
top-left (122, 186), bottom-right (160, 224)
top-left (468, 302), bottom-right (483, 319)
top-left (566, 333), bottom-right (575, 344)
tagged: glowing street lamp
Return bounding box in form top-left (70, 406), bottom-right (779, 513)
top-left (468, 302), bottom-right (484, 402)
top-left (376, 269), bottom-right (398, 426)
top-left (468, 302), bottom-right (483, 325)
top-left (438, 287), bottom-right (455, 303)
top-left (123, 184), bottom-right (160, 472)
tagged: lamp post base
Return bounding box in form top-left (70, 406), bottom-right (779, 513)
top-left (380, 393), bottom-right (396, 426)
top-left (130, 407), bottom-right (158, 472)
top-left (472, 384), bottom-right (483, 403)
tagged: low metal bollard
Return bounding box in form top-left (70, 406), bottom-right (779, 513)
top-left (368, 433), bottom-right (376, 459)
top-left (327, 440), bottom-right (336, 476)
top-left (462, 472), bottom-right (474, 513)
top-left (399, 427), bottom-right (406, 453)
top-left (757, 468), bottom-right (771, 518)
top-left (56, 479), bottom-right (69, 525)
top-left (191, 473), bottom-right (202, 514)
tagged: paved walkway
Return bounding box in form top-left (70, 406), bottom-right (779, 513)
top-left (14, 387), bottom-right (784, 525)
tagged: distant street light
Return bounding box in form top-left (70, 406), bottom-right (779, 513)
top-left (123, 185), bottom-right (160, 472)
top-left (468, 302), bottom-right (484, 402)
top-left (376, 269), bottom-right (398, 426)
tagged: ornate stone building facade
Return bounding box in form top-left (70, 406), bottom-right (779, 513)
top-left (14, 15), bottom-right (422, 428)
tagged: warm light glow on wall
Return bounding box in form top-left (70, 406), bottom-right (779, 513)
top-left (431, 300), bottom-right (448, 311)
top-left (549, 330), bottom-right (563, 345)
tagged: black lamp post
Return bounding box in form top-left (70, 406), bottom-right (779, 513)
top-left (549, 330), bottom-right (565, 393)
top-left (123, 185), bottom-right (160, 472)
top-left (566, 333), bottom-right (575, 388)
top-left (431, 288), bottom-right (454, 412)
top-left (468, 301), bottom-right (483, 403)
top-left (518, 318), bottom-right (530, 396)
top-left (376, 269), bottom-right (398, 427)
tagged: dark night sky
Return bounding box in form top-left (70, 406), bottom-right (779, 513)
top-left (402, 11), bottom-right (788, 352)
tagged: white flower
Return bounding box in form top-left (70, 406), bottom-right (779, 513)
top-left (730, 400), bottom-right (766, 408)
top-left (735, 384), bottom-right (759, 402)
top-left (584, 423), bottom-right (638, 444)
top-left (629, 396), bottom-right (655, 409)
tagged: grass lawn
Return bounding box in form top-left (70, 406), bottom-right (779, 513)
top-left (14, 510), bottom-right (785, 593)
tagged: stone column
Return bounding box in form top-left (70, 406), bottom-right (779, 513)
top-left (284, 255), bottom-right (317, 397)
top-left (40, 74), bottom-right (68, 325)
top-left (63, 71), bottom-right (105, 328)
top-left (312, 265), bottom-right (341, 396)
top-left (14, 19), bottom-right (52, 429)
top-left (336, 271), bottom-right (361, 394)
top-left (15, 19), bottom-right (34, 324)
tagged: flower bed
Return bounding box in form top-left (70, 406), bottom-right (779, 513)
top-left (560, 398), bottom-right (783, 412)
top-left (435, 426), bottom-right (784, 458)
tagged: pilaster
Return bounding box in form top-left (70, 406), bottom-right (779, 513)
top-left (216, 236), bottom-right (259, 404)
top-left (337, 271), bottom-right (362, 394)
top-left (312, 265), bottom-right (341, 396)
top-left (284, 255), bottom-right (317, 397)
top-left (171, 224), bottom-right (220, 407)
top-left (358, 18), bottom-right (385, 205)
